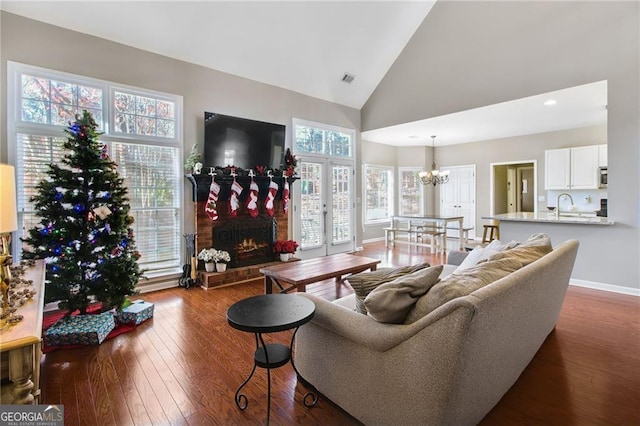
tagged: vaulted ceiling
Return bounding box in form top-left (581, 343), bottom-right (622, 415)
top-left (1, 1), bottom-right (607, 146)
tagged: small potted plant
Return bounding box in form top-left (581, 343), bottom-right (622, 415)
top-left (197, 248), bottom-right (217, 272)
top-left (273, 240), bottom-right (299, 262)
top-left (214, 249), bottom-right (231, 272)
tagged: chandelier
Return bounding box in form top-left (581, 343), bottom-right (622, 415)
top-left (419, 135), bottom-right (450, 186)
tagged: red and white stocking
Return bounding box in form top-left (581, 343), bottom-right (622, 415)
top-left (283, 180), bottom-right (290, 215)
top-left (204, 180), bottom-right (220, 221)
top-left (265, 180), bottom-right (278, 217)
top-left (229, 180), bottom-right (243, 217)
top-left (246, 180), bottom-right (259, 218)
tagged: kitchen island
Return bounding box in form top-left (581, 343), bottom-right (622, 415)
top-left (482, 212), bottom-right (614, 226)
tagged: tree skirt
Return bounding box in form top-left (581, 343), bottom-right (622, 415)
top-left (42, 305), bottom-right (136, 353)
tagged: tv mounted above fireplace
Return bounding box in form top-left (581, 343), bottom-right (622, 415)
top-left (203, 112), bottom-right (286, 170)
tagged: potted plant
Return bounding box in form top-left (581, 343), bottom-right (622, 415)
top-left (197, 248), bottom-right (217, 272)
top-left (214, 249), bottom-right (231, 272)
top-left (273, 240), bottom-right (299, 262)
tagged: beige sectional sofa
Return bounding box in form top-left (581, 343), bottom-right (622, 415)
top-left (295, 237), bottom-right (579, 425)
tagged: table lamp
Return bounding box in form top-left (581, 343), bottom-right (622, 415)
top-left (0, 164), bottom-right (18, 330)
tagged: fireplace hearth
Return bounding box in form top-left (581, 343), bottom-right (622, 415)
top-left (213, 216), bottom-right (277, 268)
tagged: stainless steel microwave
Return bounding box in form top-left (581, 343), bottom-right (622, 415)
top-left (599, 167), bottom-right (608, 188)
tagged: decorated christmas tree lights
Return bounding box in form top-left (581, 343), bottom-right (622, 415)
top-left (22, 110), bottom-right (142, 315)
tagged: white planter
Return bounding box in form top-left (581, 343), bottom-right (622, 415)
top-left (216, 263), bottom-right (227, 272)
top-left (204, 262), bottom-right (215, 272)
top-left (279, 253), bottom-right (291, 262)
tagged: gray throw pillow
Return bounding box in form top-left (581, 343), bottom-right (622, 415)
top-left (347, 262), bottom-right (431, 314)
top-left (364, 265), bottom-right (444, 324)
top-left (487, 233), bottom-right (552, 267)
top-left (404, 257), bottom-right (523, 324)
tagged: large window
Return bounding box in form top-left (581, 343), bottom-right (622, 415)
top-left (364, 164), bottom-right (394, 224)
top-left (8, 62), bottom-right (183, 276)
top-left (398, 167), bottom-right (424, 216)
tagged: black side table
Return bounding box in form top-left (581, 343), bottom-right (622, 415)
top-left (226, 294), bottom-right (317, 424)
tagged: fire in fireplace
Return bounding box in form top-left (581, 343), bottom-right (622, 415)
top-left (213, 217), bottom-right (277, 268)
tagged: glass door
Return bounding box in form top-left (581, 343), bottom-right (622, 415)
top-left (296, 159), bottom-right (354, 259)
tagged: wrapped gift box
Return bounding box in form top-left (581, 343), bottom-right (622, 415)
top-left (44, 311), bottom-right (115, 346)
top-left (116, 300), bottom-right (154, 325)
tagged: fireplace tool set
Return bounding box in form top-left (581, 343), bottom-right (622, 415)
top-left (179, 233), bottom-right (200, 289)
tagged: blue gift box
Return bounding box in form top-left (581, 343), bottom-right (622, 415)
top-left (44, 311), bottom-right (115, 346)
top-left (116, 300), bottom-right (154, 325)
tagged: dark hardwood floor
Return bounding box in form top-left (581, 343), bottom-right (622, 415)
top-left (40, 241), bottom-right (640, 425)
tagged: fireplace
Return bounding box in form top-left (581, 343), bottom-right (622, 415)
top-left (213, 216), bottom-right (277, 268)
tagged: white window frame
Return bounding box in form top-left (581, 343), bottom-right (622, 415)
top-left (398, 167), bottom-right (425, 216)
top-left (7, 61), bottom-right (184, 278)
top-left (363, 164), bottom-right (394, 225)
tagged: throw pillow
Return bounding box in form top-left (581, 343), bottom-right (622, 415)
top-left (487, 233), bottom-right (552, 267)
top-left (404, 257), bottom-right (523, 324)
top-left (453, 239), bottom-right (517, 273)
top-left (347, 262), bottom-right (431, 314)
top-left (364, 265), bottom-right (444, 324)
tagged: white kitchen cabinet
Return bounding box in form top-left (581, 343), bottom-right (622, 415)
top-left (598, 144), bottom-right (607, 167)
top-left (570, 145), bottom-right (599, 189)
top-left (545, 148), bottom-right (571, 190)
top-left (545, 145), bottom-right (600, 190)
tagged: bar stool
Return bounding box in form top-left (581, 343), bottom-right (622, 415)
top-left (482, 221), bottom-right (500, 243)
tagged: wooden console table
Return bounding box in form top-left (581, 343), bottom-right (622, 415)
top-left (0, 260), bottom-right (46, 404)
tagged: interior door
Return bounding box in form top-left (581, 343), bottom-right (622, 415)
top-left (295, 158), bottom-right (354, 259)
top-left (440, 165), bottom-right (476, 240)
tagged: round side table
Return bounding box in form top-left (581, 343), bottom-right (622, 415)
top-left (226, 294), bottom-right (317, 424)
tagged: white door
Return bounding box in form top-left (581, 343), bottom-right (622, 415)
top-left (439, 165), bottom-right (476, 240)
top-left (295, 158), bottom-right (354, 259)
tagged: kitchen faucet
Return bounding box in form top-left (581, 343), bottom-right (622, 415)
top-left (556, 193), bottom-right (574, 216)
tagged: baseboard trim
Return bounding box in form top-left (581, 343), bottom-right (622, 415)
top-left (570, 279), bottom-right (640, 297)
top-left (362, 237), bottom-right (385, 244)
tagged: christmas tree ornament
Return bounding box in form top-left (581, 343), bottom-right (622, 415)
top-left (204, 174), bottom-right (220, 221)
top-left (246, 170), bottom-right (259, 218)
top-left (265, 177), bottom-right (278, 217)
top-left (283, 180), bottom-right (290, 215)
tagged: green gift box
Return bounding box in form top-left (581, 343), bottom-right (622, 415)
top-left (44, 312), bottom-right (115, 346)
top-left (116, 300), bottom-right (154, 325)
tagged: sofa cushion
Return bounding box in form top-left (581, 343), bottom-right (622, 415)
top-left (487, 233), bottom-right (552, 266)
top-left (404, 257), bottom-right (523, 324)
top-left (364, 265), bottom-right (444, 324)
top-left (347, 262), bottom-right (431, 314)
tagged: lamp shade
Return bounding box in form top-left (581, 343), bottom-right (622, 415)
top-left (0, 164), bottom-right (18, 234)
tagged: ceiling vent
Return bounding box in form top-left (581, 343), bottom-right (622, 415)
top-left (341, 73), bottom-right (355, 84)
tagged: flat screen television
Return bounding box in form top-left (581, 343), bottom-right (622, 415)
top-left (204, 112), bottom-right (286, 170)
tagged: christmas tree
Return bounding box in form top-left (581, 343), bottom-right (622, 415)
top-left (22, 110), bottom-right (142, 315)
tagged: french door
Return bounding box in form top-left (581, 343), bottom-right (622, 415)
top-left (439, 165), bottom-right (476, 240)
top-left (293, 158), bottom-right (354, 259)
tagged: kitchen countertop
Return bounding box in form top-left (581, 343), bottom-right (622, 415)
top-left (482, 212), bottom-right (615, 225)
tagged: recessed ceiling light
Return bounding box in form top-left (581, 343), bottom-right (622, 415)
top-left (544, 99), bottom-right (557, 106)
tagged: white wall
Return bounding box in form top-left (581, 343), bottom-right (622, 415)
top-left (362, 1), bottom-right (639, 292)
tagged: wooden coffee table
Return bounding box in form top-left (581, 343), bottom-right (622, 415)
top-left (260, 253), bottom-right (381, 294)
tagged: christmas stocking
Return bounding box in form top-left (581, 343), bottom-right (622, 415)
top-left (283, 180), bottom-right (290, 215)
top-left (229, 180), bottom-right (243, 217)
top-left (205, 180), bottom-right (220, 221)
top-left (246, 180), bottom-right (259, 218)
top-left (265, 180), bottom-right (279, 217)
